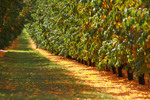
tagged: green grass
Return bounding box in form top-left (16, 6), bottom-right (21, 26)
top-left (0, 30), bottom-right (115, 100)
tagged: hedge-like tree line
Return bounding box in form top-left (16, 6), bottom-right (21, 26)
top-left (25, 0), bottom-right (150, 85)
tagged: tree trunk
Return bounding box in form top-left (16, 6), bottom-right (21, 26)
top-left (118, 64), bottom-right (123, 77)
top-left (91, 62), bottom-right (94, 67)
top-left (94, 63), bottom-right (96, 67)
top-left (112, 66), bottom-right (116, 74)
top-left (81, 59), bottom-right (84, 64)
top-left (127, 67), bottom-right (133, 80)
top-left (138, 74), bottom-right (145, 85)
top-left (77, 59), bottom-right (80, 63)
top-left (66, 55), bottom-right (71, 59)
top-left (83, 60), bottom-right (87, 65)
top-left (106, 65), bottom-right (110, 72)
top-left (89, 60), bottom-right (92, 66)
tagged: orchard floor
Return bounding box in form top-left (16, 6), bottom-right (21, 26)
top-left (0, 31), bottom-right (114, 100)
top-left (0, 31), bottom-right (150, 100)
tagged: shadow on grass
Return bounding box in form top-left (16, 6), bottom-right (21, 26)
top-left (0, 32), bottom-right (115, 100)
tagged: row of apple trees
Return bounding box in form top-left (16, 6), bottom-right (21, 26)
top-left (25, 0), bottom-right (150, 85)
top-left (0, 0), bottom-right (26, 49)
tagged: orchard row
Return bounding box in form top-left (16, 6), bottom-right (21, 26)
top-left (25, 0), bottom-right (150, 84)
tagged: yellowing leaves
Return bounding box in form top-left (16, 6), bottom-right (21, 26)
top-left (103, 1), bottom-right (108, 8)
top-left (102, 15), bottom-right (106, 19)
top-left (89, 8), bottom-right (92, 14)
top-left (118, 5), bottom-right (121, 10)
top-left (90, 23), bottom-right (93, 27)
top-left (118, 22), bottom-right (122, 27)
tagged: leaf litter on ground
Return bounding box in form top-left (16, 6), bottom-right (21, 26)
top-left (0, 30), bottom-right (114, 100)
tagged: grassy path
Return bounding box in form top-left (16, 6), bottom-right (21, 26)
top-left (0, 31), bottom-right (114, 100)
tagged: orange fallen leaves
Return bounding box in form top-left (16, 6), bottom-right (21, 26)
top-left (34, 48), bottom-right (150, 99)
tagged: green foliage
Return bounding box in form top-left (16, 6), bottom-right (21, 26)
top-left (25, 0), bottom-right (150, 78)
top-left (0, 0), bottom-right (25, 49)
